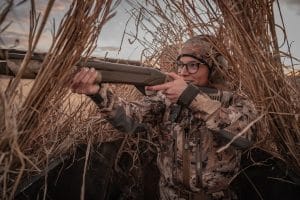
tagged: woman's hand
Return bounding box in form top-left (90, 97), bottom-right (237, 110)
top-left (71, 67), bottom-right (100, 95)
top-left (146, 72), bottom-right (188, 103)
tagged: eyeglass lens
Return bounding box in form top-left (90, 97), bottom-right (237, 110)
top-left (177, 62), bottom-right (201, 74)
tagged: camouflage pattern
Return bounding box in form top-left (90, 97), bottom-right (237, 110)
top-left (0, 94), bottom-right (4, 129)
top-left (178, 35), bottom-right (229, 86)
top-left (95, 84), bottom-right (257, 200)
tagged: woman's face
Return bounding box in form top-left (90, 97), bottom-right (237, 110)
top-left (177, 56), bottom-right (209, 86)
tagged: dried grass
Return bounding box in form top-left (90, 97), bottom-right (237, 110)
top-left (0, 0), bottom-right (118, 198)
top-left (0, 0), bottom-right (300, 198)
top-left (125, 0), bottom-right (300, 174)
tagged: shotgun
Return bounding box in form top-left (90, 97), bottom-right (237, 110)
top-left (0, 49), bottom-right (252, 149)
top-left (0, 49), bottom-right (220, 95)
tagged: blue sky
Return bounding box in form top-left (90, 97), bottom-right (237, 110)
top-left (1, 0), bottom-right (299, 69)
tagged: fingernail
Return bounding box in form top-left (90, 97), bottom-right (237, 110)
top-left (91, 68), bottom-right (95, 72)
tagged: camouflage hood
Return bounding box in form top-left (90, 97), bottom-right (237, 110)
top-left (178, 35), bottom-right (229, 87)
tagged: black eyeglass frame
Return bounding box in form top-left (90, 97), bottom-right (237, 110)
top-left (176, 62), bottom-right (207, 74)
top-left (176, 54), bottom-right (211, 74)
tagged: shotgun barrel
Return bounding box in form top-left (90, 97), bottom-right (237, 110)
top-left (0, 49), bottom-right (168, 86)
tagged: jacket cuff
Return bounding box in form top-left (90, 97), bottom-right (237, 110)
top-left (177, 84), bottom-right (199, 107)
top-left (87, 93), bottom-right (103, 106)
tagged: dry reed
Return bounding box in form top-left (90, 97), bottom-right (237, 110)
top-left (0, 0), bottom-right (118, 198)
top-left (125, 0), bottom-right (300, 174)
top-left (1, 0), bottom-right (300, 199)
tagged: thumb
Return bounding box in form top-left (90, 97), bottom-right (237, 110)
top-left (166, 72), bottom-right (182, 80)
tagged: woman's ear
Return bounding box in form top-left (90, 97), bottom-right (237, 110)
top-left (209, 54), bottom-right (229, 86)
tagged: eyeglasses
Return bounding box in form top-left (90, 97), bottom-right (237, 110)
top-left (176, 61), bottom-right (207, 74)
top-left (175, 54), bottom-right (210, 74)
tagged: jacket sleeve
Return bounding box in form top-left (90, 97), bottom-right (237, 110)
top-left (189, 91), bottom-right (257, 140)
top-left (89, 84), bottom-right (165, 134)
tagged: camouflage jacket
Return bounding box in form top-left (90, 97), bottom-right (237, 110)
top-left (92, 84), bottom-right (257, 199)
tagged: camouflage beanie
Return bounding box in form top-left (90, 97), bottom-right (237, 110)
top-left (177, 35), bottom-right (228, 85)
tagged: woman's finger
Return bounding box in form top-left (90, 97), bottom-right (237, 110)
top-left (87, 68), bottom-right (98, 84)
top-left (76, 67), bottom-right (89, 83)
top-left (148, 81), bottom-right (173, 91)
top-left (81, 68), bottom-right (94, 84)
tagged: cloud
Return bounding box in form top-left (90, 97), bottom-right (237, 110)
top-left (0, 29), bottom-right (53, 52)
top-left (0, 32), bottom-right (27, 49)
top-left (47, 0), bottom-right (71, 12)
top-left (1, 31), bottom-right (28, 41)
top-left (283, 0), bottom-right (300, 9)
top-left (97, 46), bottom-right (119, 52)
top-left (285, 0), bottom-right (300, 5)
top-left (280, 0), bottom-right (300, 15)
top-left (3, 1), bottom-right (71, 27)
top-left (35, 0), bottom-right (71, 13)
top-left (1, 1), bottom-right (142, 59)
